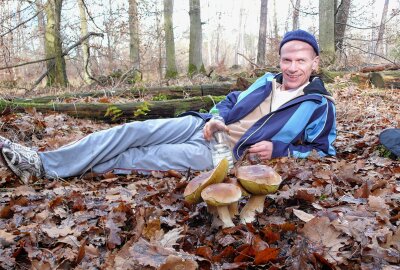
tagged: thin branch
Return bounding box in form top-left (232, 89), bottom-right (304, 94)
top-left (0, 32), bottom-right (104, 71)
top-left (237, 53), bottom-right (260, 68)
top-left (341, 9), bottom-right (400, 30)
top-left (343, 42), bottom-right (398, 65)
top-left (0, 9), bottom-right (43, 38)
top-left (289, 0), bottom-right (318, 16)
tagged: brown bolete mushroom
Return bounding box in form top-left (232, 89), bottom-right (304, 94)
top-left (236, 165), bottom-right (282, 224)
top-left (224, 177), bottom-right (250, 218)
top-left (184, 158), bottom-right (229, 204)
top-left (201, 183), bottom-right (242, 228)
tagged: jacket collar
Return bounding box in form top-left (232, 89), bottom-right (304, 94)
top-left (274, 73), bottom-right (331, 97)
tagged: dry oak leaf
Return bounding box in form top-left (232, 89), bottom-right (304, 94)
top-left (293, 209), bottom-right (315, 222)
top-left (301, 216), bottom-right (351, 265)
top-left (0, 230), bottom-right (16, 247)
top-left (128, 238), bottom-right (200, 268)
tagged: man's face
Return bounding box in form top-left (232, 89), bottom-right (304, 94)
top-left (279, 40), bottom-right (319, 90)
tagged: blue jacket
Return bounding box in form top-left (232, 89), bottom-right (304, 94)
top-left (184, 73), bottom-right (336, 160)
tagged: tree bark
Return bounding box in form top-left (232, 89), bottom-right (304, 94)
top-left (129, 0), bottom-right (140, 69)
top-left (256, 0), bottom-right (268, 67)
top-left (163, 0), bottom-right (178, 78)
top-left (188, 0), bottom-right (204, 75)
top-left (319, 0), bottom-right (335, 66)
top-left (375, 0), bottom-right (389, 56)
top-left (351, 71), bottom-right (400, 89)
top-left (13, 83), bottom-right (234, 104)
top-left (0, 97), bottom-right (216, 122)
top-left (78, 0), bottom-right (93, 84)
top-left (44, 0), bottom-right (68, 87)
top-left (360, 64), bottom-right (400, 73)
top-left (334, 0), bottom-right (351, 52)
top-left (292, 0), bottom-right (300, 30)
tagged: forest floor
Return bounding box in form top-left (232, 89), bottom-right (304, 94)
top-left (0, 76), bottom-right (399, 270)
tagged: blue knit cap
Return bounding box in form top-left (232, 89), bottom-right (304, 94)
top-left (279, 29), bottom-right (319, 55)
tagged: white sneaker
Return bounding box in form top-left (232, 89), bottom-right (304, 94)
top-left (0, 136), bottom-right (44, 184)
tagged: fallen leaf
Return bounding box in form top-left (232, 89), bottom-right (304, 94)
top-left (0, 230), bottom-right (16, 247)
top-left (301, 216), bottom-right (351, 264)
top-left (293, 209), bottom-right (315, 222)
top-left (254, 247), bottom-right (279, 265)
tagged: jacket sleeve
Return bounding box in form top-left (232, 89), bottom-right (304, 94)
top-left (271, 99), bottom-right (336, 158)
top-left (214, 91), bottom-right (241, 121)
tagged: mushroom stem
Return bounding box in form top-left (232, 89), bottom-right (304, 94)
top-left (228, 202), bottom-right (239, 218)
top-left (217, 205), bottom-right (235, 228)
top-left (240, 195), bottom-right (267, 224)
top-left (207, 205), bottom-right (223, 227)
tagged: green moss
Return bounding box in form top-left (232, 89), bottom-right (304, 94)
top-left (200, 64), bottom-right (206, 74)
top-left (152, 93), bottom-right (168, 101)
top-left (188, 64), bottom-right (198, 76)
top-left (165, 69), bottom-right (178, 79)
top-left (376, 144), bottom-right (400, 160)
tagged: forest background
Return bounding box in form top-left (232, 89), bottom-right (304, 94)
top-left (0, 0), bottom-right (399, 91)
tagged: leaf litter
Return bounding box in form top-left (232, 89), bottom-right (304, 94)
top-left (0, 82), bottom-right (399, 269)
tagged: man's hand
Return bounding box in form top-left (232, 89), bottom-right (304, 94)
top-left (248, 141), bottom-right (273, 161)
top-left (203, 120), bottom-right (229, 141)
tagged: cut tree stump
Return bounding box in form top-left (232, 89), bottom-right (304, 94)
top-left (0, 96), bottom-right (217, 122)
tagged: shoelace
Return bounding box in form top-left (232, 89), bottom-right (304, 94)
top-left (3, 143), bottom-right (39, 167)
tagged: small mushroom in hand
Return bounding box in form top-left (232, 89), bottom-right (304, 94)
top-left (184, 158), bottom-right (229, 204)
top-left (201, 183), bottom-right (242, 228)
top-left (236, 165), bottom-right (282, 224)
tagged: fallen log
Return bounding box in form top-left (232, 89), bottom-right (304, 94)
top-left (0, 96), bottom-right (219, 122)
top-left (360, 64), bottom-right (400, 73)
top-left (12, 82), bottom-right (234, 104)
top-left (351, 71), bottom-right (400, 89)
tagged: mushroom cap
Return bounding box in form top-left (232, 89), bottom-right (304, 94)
top-left (236, 165), bottom-right (282, 195)
top-left (224, 177), bottom-right (250, 197)
top-left (184, 158), bottom-right (229, 204)
top-left (201, 183), bottom-right (242, 206)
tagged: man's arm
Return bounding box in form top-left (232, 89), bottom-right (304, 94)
top-left (271, 100), bottom-right (336, 158)
top-left (243, 98), bottom-right (336, 160)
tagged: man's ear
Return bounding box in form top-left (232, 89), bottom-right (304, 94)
top-left (312, 56), bottom-right (320, 71)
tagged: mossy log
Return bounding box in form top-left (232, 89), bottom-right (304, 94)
top-left (13, 82), bottom-right (234, 104)
top-left (0, 96), bottom-right (217, 122)
top-left (350, 71), bottom-right (400, 89)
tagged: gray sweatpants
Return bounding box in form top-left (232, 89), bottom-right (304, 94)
top-left (39, 115), bottom-right (213, 178)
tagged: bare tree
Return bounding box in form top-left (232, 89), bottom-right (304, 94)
top-left (256, 0), bottom-right (268, 67)
top-left (375, 0), bottom-right (389, 55)
top-left (129, 0), bottom-right (140, 69)
top-left (188, 0), bottom-right (204, 75)
top-left (292, 0), bottom-right (301, 30)
top-left (163, 0), bottom-right (177, 78)
top-left (319, 0), bottom-right (335, 65)
top-left (78, 0), bottom-right (92, 84)
top-left (334, 0), bottom-right (351, 52)
top-left (44, 0), bottom-right (68, 87)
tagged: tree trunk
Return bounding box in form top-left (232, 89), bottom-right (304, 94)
top-left (334, 0), bottom-right (351, 52)
top-left (129, 0), bottom-right (140, 70)
top-left (78, 0), bottom-right (92, 84)
top-left (0, 97), bottom-right (216, 122)
top-left (44, 0), bottom-right (68, 87)
top-left (188, 0), bottom-right (204, 75)
top-left (256, 0), bottom-right (268, 67)
top-left (292, 0), bottom-right (300, 30)
top-left (319, 0), bottom-right (335, 66)
top-left (375, 0), bottom-right (389, 56)
top-left (234, 8), bottom-right (244, 66)
top-left (163, 0), bottom-right (178, 78)
top-left (13, 82), bottom-right (234, 104)
top-left (36, 0), bottom-right (46, 56)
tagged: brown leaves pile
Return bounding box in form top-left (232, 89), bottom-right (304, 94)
top-left (0, 82), bottom-right (399, 269)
